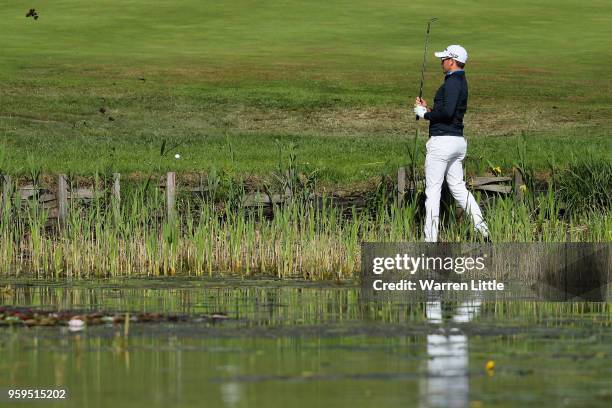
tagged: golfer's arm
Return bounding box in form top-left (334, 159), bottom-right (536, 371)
top-left (424, 80), bottom-right (459, 122)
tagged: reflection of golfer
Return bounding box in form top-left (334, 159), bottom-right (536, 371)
top-left (414, 45), bottom-right (489, 242)
top-left (420, 296), bottom-right (482, 408)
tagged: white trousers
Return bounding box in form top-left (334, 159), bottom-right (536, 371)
top-left (424, 136), bottom-right (489, 242)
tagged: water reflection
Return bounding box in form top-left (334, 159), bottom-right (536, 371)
top-left (2, 282), bottom-right (612, 407)
top-left (420, 294), bottom-right (482, 408)
top-left (220, 365), bottom-right (243, 408)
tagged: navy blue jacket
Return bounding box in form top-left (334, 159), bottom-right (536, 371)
top-left (424, 70), bottom-right (468, 136)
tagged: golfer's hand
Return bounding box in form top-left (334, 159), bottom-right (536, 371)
top-left (415, 97), bottom-right (428, 107)
top-left (414, 105), bottom-right (427, 119)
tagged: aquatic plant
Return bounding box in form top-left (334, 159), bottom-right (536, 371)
top-left (0, 172), bottom-right (609, 280)
top-left (555, 158), bottom-right (611, 215)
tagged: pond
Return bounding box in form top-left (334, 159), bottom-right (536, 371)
top-left (1, 279), bottom-right (611, 407)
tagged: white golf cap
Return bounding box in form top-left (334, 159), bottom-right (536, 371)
top-left (434, 45), bottom-right (468, 64)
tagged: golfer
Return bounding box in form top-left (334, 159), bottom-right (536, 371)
top-left (414, 45), bottom-right (489, 242)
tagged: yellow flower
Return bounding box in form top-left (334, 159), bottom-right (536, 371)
top-left (485, 360), bottom-right (495, 371)
top-left (519, 184), bottom-right (528, 192)
top-left (492, 166), bottom-right (502, 175)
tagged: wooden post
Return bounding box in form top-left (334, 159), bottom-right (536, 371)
top-left (397, 167), bottom-right (406, 205)
top-left (1, 175), bottom-right (12, 215)
top-left (513, 167), bottom-right (524, 201)
top-left (111, 173), bottom-right (121, 222)
top-left (166, 172), bottom-right (176, 221)
top-left (57, 174), bottom-right (69, 221)
top-left (112, 173), bottom-right (121, 203)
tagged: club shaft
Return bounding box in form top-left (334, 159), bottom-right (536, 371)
top-left (416, 19), bottom-right (436, 120)
top-left (418, 23), bottom-right (432, 99)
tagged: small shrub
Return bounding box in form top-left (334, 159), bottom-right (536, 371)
top-left (556, 159), bottom-right (611, 214)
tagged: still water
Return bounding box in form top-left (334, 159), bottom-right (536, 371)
top-left (1, 279), bottom-right (611, 407)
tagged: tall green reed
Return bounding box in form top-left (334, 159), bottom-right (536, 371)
top-left (0, 154), bottom-right (609, 279)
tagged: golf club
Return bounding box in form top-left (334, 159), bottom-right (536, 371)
top-left (416, 17), bottom-right (438, 120)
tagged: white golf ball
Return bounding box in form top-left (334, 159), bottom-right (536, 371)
top-left (174, 153), bottom-right (181, 159)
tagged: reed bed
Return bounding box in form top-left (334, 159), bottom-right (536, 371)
top-left (0, 173), bottom-right (609, 280)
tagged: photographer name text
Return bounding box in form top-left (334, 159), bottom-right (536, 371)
top-left (372, 279), bottom-right (504, 291)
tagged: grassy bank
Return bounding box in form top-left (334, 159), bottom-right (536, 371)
top-left (1, 1), bottom-right (610, 183)
top-left (1, 172), bottom-right (610, 279)
top-left (1, 130), bottom-right (610, 184)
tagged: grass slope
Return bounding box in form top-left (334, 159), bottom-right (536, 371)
top-left (1, 1), bottom-right (610, 182)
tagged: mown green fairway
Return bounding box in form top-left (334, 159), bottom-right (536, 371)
top-left (1, 0), bottom-right (610, 182)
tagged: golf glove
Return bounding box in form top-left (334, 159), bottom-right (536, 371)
top-left (414, 105), bottom-right (427, 119)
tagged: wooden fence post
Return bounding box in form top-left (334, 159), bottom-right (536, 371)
top-left (166, 172), bottom-right (176, 221)
top-left (397, 167), bottom-right (406, 205)
top-left (57, 174), bottom-right (69, 221)
top-left (112, 173), bottom-right (121, 203)
top-left (1, 175), bottom-right (12, 215)
top-left (513, 167), bottom-right (524, 201)
top-left (111, 173), bottom-right (121, 221)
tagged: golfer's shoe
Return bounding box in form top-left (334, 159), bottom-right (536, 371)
top-left (475, 222), bottom-right (490, 239)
